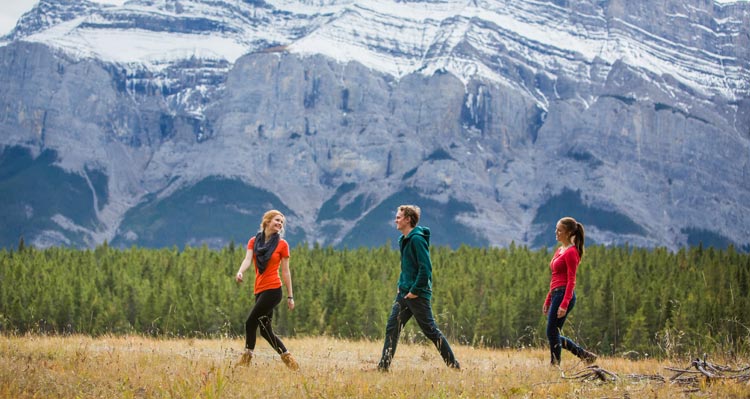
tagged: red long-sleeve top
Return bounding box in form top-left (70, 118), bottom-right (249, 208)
top-left (544, 246), bottom-right (580, 310)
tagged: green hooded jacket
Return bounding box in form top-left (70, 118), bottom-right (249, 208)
top-left (397, 226), bottom-right (433, 300)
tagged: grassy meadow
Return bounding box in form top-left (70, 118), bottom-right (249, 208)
top-left (2, 335), bottom-right (749, 398)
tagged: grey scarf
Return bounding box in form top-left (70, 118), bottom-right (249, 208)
top-left (253, 231), bottom-right (280, 274)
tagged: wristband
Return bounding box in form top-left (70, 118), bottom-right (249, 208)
top-left (287, 297), bottom-right (294, 300)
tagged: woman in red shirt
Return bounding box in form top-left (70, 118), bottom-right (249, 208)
top-left (542, 217), bottom-right (597, 366)
top-left (235, 210), bottom-right (298, 370)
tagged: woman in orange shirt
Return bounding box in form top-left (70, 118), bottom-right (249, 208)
top-left (235, 210), bottom-right (298, 370)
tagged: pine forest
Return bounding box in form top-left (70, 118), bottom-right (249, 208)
top-left (1, 242), bottom-right (749, 358)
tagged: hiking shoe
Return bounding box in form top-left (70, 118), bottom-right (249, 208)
top-left (238, 350), bottom-right (253, 366)
top-left (580, 350), bottom-right (597, 364)
top-left (281, 352), bottom-right (299, 371)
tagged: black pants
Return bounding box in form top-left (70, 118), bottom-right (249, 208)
top-left (245, 287), bottom-right (287, 354)
top-left (378, 295), bottom-right (460, 370)
top-left (546, 290), bottom-right (585, 364)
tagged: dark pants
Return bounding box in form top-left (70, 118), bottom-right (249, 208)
top-left (546, 289), bottom-right (585, 364)
top-left (245, 287), bottom-right (287, 354)
top-left (377, 295), bottom-right (460, 370)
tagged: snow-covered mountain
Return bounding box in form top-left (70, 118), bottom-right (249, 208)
top-left (1, 0), bottom-right (748, 250)
top-left (5, 1), bottom-right (748, 100)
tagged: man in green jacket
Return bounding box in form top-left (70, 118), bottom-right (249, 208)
top-left (376, 205), bottom-right (461, 371)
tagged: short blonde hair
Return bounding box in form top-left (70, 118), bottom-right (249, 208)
top-left (398, 205), bottom-right (421, 228)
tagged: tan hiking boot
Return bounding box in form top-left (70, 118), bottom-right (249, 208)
top-left (580, 350), bottom-right (597, 364)
top-left (281, 352), bottom-right (299, 371)
top-left (238, 350), bottom-right (253, 366)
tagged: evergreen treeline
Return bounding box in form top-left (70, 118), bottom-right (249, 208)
top-left (1, 242), bottom-right (749, 357)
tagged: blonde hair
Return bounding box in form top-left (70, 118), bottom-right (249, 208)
top-left (259, 210), bottom-right (285, 236)
top-left (398, 205), bottom-right (421, 228)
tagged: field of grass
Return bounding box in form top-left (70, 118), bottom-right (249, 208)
top-left (1, 335), bottom-right (748, 398)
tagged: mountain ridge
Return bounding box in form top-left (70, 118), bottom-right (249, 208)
top-left (0, 0), bottom-right (748, 250)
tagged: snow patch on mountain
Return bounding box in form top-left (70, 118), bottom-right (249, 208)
top-left (3, 0), bottom-right (746, 103)
top-left (26, 24), bottom-right (247, 70)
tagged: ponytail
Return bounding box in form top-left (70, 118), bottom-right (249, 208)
top-left (574, 222), bottom-right (585, 258)
top-left (559, 217), bottom-right (585, 258)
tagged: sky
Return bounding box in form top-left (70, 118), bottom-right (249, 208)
top-left (0, 0), bottom-right (748, 37)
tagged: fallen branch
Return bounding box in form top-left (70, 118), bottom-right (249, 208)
top-left (665, 354), bottom-right (750, 392)
top-left (563, 365), bottom-right (618, 382)
top-left (561, 354), bottom-right (749, 394)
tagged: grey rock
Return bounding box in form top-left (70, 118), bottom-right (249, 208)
top-left (0, 0), bottom-right (748, 250)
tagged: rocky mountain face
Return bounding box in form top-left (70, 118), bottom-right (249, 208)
top-left (0, 0), bottom-right (748, 250)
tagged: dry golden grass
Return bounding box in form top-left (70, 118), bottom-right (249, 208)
top-left (1, 334), bottom-right (748, 398)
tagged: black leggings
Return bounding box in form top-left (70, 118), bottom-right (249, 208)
top-left (245, 287), bottom-right (287, 354)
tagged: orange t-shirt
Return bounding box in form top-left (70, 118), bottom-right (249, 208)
top-left (247, 237), bottom-right (290, 294)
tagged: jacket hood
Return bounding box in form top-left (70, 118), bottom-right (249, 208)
top-left (405, 225), bottom-right (430, 245)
